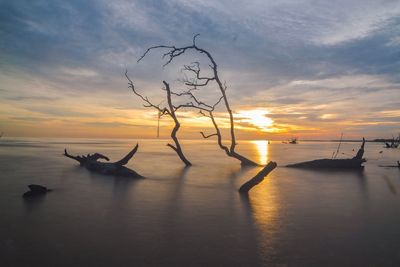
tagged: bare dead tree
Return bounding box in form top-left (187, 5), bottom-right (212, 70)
top-left (137, 35), bottom-right (259, 166)
top-left (125, 71), bottom-right (192, 166)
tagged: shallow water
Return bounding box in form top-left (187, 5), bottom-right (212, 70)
top-left (0, 138), bottom-right (399, 266)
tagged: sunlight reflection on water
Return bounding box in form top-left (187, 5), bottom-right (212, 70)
top-left (248, 177), bottom-right (281, 265)
top-left (252, 140), bottom-right (269, 165)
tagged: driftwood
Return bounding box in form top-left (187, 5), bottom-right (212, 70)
top-left (64, 144), bottom-right (143, 178)
top-left (384, 134), bottom-right (399, 148)
top-left (23, 184), bottom-right (51, 198)
top-left (287, 138), bottom-right (366, 169)
top-left (287, 158), bottom-right (366, 169)
top-left (385, 142), bottom-right (399, 148)
top-left (379, 161), bottom-right (400, 168)
top-left (239, 162), bottom-right (277, 194)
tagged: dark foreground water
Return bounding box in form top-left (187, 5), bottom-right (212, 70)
top-left (0, 138), bottom-right (399, 266)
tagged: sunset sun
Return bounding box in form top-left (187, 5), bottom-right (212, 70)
top-left (237, 109), bottom-right (274, 131)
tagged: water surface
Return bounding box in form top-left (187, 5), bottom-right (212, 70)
top-left (1, 138), bottom-right (399, 266)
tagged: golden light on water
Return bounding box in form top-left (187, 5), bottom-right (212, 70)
top-left (252, 140), bottom-right (269, 165)
top-left (247, 166), bottom-right (280, 259)
top-left (249, 185), bottom-right (279, 226)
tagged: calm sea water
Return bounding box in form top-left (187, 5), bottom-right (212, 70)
top-left (0, 138), bottom-right (399, 266)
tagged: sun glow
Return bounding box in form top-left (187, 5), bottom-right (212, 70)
top-left (252, 140), bottom-right (269, 165)
top-left (237, 109), bottom-right (274, 131)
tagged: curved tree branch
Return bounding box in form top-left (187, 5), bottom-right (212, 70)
top-left (200, 132), bottom-right (218, 139)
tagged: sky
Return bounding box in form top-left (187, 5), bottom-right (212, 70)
top-left (0, 0), bottom-right (399, 140)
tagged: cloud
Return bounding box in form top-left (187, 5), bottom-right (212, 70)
top-left (5, 96), bottom-right (60, 101)
top-left (1, 0), bottom-right (399, 138)
top-left (7, 116), bottom-right (54, 122)
top-left (59, 67), bottom-right (99, 78)
top-left (83, 121), bottom-right (153, 128)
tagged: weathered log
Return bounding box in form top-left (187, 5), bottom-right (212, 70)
top-left (23, 184), bottom-right (51, 198)
top-left (239, 161), bottom-right (277, 194)
top-left (384, 134), bottom-right (399, 148)
top-left (352, 138), bottom-right (365, 160)
top-left (286, 138), bottom-right (366, 169)
top-left (64, 144), bottom-right (143, 178)
top-left (379, 161), bottom-right (400, 168)
top-left (286, 158), bottom-right (366, 169)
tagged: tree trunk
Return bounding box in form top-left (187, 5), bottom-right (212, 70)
top-left (208, 110), bottom-right (259, 166)
top-left (164, 81), bottom-right (192, 166)
top-left (239, 161), bottom-right (277, 194)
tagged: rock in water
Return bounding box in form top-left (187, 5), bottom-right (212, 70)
top-left (23, 184), bottom-right (51, 198)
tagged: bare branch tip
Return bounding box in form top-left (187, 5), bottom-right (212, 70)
top-left (193, 34), bottom-right (200, 46)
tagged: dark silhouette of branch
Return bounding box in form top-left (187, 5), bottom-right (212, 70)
top-left (114, 143), bottom-right (139, 166)
top-left (332, 133), bottom-right (343, 159)
top-left (125, 72), bottom-right (191, 166)
top-left (183, 62), bottom-right (215, 87)
top-left (171, 86), bottom-right (214, 110)
top-left (125, 71), bottom-right (170, 116)
top-left (352, 137), bottom-right (366, 160)
top-left (163, 80), bottom-right (192, 166)
top-left (64, 149), bottom-right (85, 165)
top-left (200, 132), bottom-right (218, 139)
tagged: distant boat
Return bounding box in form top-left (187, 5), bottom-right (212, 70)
top-left (282, 137), bottom-right (298, 144)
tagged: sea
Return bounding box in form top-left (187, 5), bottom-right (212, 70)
top-left (0, 138), bottom-right (399, 266)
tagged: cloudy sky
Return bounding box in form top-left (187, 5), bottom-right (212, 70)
top-left (1, 0), bottom-right (399, 140)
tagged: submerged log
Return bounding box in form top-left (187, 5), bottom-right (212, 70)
top-left (23, 184), bottom-right (51, 198)
top-left (379, 161), bottom-right (400, 168)
top-left (384, 134), bottom-right (400, 148)
top-left (385, 142), bottom-right (399, 148)
top-left (64, 144), bottom-right (144, 178)
top-left (286, 158), bottom-right (366, 169)
top-left (287, 138), bottom-right (366, 169)
top-left (239, 161), bottom-right (277, 194)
